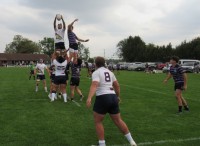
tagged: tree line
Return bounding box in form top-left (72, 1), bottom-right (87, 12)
top-left (117, 36), bottom-right (200, 62)
top-left (4, 35), bottom-right (90, 61)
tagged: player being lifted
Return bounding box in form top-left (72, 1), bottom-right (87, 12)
top-left (51, 50), bottom-right (68, 102)
top-left (86, 57), bottom-right (137, 146)
top-left (68, 58), bottom-right (84, 101)
top-left (163, 56), bottom-right (189, 114)
top-left (35, 59), bottom-right (50, 92)
top-left (68, 19), bottom-right (89, 63)
top-left (54, 14), bottom-right (66, 50)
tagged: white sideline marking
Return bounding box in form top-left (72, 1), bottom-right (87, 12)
top-left (72, 100), bottom-right (81, 107)
top-left (120, 84), bottom-right (168, 95)
top-left (91, 137), bottom-right (200, 146)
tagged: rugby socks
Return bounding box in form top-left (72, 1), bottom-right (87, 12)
top-left (98, 140), bottom-right (106, 146)
top-left (178, 106), bottom-right (183, 112)
top-left (125, 133), bottom-right (136, 146)
top-left (44, 87), bottom-right (48, 92)
top-left (63, 93), bottom-right (67, 102)
top-left (35, 85), bottom-right (38, 92)
top-left (184, 105), bottom-right (189, 111)
top-left (51, 91), bottom-right (56, 102)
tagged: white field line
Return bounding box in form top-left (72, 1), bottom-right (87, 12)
top-left (120, 84), bottom-right (168, 95)
top-left (91, 137), bottom-right (200, 146)
top-left (72, 100), bottom-right (81, 107)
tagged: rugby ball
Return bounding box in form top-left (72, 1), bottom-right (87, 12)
top-left (56, 14), bottom-right (62, 21)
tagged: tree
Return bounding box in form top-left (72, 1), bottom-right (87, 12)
top-left (78, 42), bottom-right (90, 61)
top-left (117, 36), bottom-right (146, 62)
top-left (39, 37), bottom-right (54, 56)
top-left (4, 35), bottom-right (40, 53)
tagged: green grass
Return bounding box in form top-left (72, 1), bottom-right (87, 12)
top-left (0, 67), bottom-right (200, 146)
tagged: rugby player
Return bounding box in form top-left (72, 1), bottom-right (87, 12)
top-left (29, 61), bottom-right (35, 80)
top-left (163, 56), bottom-right (189, 114)
top-left (51, 50), bottom-right (68, 102)
top-left (35, 59), bottom-right (50, 92)
top-left (68, 19), bottom-right (89, 63)
top-left (69, 58), bottom-right (84, 101)
top-left (54, 15), bottom-right (66, 50)
top-left (86, 57), bottom-right (137, 146)
top-left (48, 64), bottom-right (55, 99)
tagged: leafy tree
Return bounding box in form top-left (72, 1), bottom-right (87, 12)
top-left (4, 35), bottom-right (40, 53)
top-left (78, 42), bottom-right (90, 61)
top-left (39, 37), bottom-right (54, 56)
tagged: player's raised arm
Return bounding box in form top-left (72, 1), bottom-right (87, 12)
top-left (76, 35), bottom-right (89, 42)
top-left (61, 15), bottom-right (66, 30)
top-left (68, 19), bottom-right (78, 31)
top-left (54, 16), bottom-right (57, 31)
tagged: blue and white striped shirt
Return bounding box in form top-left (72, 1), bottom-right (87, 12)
top-left (170, 64), bottom-right (185, 83)
top-left (68, 30), bottom-right (77, 44)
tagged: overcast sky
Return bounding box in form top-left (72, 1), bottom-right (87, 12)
top-left (0, 0), bottom-right (200, 58)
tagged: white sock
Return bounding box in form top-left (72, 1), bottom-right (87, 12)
top-left (125, 133), bottom-right (136, 145)
top-left (63, 93), bottom-right (67, 102)
top-left (99, 140), bottom-right (106, 146)
top-left (35, 86), bottom-right (38, 92)
top-left (51, 93), bottom-right (56, 101)
top-left (44, 87), bottom-right (47, 92)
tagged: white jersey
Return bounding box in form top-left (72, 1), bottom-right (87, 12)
top-left (36, 63), bottom-right (47, 75)
top-left (53, 59), bottom-right (67, 76)
top-left (55, 29), bottom-right (65, 43)
top-left (92, 67), bottom-right (117, 96)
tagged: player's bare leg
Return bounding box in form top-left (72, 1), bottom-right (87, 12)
top-left (42, 80), bottom-right (48, 92)
top-left (75, 86), bottom-right (84, 101)
top-left (35, 80), bottom-right (40, 92)
top-left (180, 93), bottom-right (189, 111)
top-left (93, 112), bottom-right (106, 146)
top-left (175, 89), bottom-right (183, 113)
top-left (60, 84), bottom-right (67, 102)
top-left (70, 86), bottom-right (75, 101)
top-left (110, 113), bottom-right (137, 146)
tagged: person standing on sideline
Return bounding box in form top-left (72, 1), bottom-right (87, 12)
top-left (68, 19), bottom-right (89, 63)
top-left (163, 56), bottom-right (189, 114)
top-left (86, 57), bottom-right (137, 146)
top-left (54, 14), bottom-right (66, 50)
top-left (34, 59), bottom-right (50, 92)
top-left (29, 61), bottom-right (35, 80)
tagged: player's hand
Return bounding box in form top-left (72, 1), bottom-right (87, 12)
top-left (74, 19), bottom-right (78, 22)
top-left (117, 97), bottom-right (121, 103)
top-left (85, 39), bottom-right (89, 42)
top-left (86, 98), bottom-right (92, 108)
top-left (183, 85), bottom-right (187, 91)
top-left (163, 79), bottom-right (168, 84)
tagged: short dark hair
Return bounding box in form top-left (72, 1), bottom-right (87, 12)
top-left (95, 56), bottom-right (105, 68)
top-left (170, 56), bottom-right (179, 63)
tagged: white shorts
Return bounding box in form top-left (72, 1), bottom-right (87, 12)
top-left (69, 48), bottom-right (78, 53)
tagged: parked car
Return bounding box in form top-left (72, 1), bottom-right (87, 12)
top-left (162, 64), bottom-right (171, 73)
top-left (179, 59), bottom-right (200, 65)
top-left (128, 62), bottom-right (142, 71)
top-left (194, 62), bottom-right (200, 73)
top-left (135, 63), bottom-right (146, 71)
top-left (182, 62), bottom-right (195, 73)
top-left (156, 62), bottom-right (166, 70)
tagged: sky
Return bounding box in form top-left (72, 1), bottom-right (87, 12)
top-left (0, 0), bottom-right (200, 58)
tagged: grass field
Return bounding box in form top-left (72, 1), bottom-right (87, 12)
top-left (0, 67), bottom-right (200, 146)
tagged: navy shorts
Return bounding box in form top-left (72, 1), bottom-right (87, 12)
top-left (50, 74), bottom-right (55, 82)
top-left (174, 82), bottom-right (184, 91)
top-left (54, 76), bottom-right (67, 85)
top-left (93, 94), bottom-right (120, 115)
top-left (69, 43), bottom-right (78, 50)
top-left (36, 75), bottom-right (45, 81)
top-left (55, 42), bottom-right (65, 50)
top-left (70, 77), bottom-right (80, 86)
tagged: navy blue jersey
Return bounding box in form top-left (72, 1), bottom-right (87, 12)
top-left (71, 63), bottom-right (81, 78)
top-left (170, 64), bottom-right (185, 83)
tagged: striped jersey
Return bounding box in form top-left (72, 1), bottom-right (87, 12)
top-left (71, 63), bottom-right (81, 78)
top-left (170, 64), bottom-right (185, 83)
top-left (68, 30), bottom-right (77, 44)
